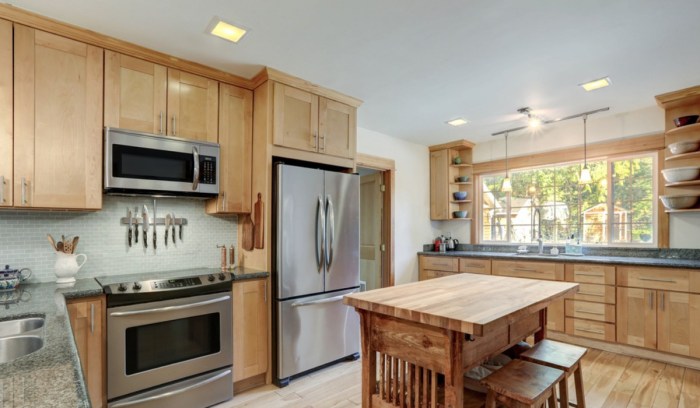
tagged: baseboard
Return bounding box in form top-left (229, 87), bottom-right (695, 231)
top-left (233, 373), bottom-right (267, 394)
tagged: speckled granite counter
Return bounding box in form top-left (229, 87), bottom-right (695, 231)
top-left (0, 278), bottom-right (102, 408)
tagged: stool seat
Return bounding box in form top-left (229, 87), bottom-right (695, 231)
top-left (520, 339), bottom-right (587, 371)
top-left (481, 359), bottom-right (565, 407)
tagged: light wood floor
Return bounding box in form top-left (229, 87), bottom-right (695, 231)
top-left (216, 348), bottom-right (700, 408)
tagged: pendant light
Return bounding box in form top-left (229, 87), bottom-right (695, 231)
top-left (502, 132), bottom-right (512, 192)
top-left (579, 115), bottom-right (592, 184)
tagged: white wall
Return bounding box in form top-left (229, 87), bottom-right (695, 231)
top-left (357, 127), bottom-right (448, 284)
top-left (472, 105), bottom-right (700, 249)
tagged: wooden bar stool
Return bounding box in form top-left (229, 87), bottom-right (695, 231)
top-left (519, 339), bottom-right (587, 408)
top-left (480, 359), bottom-right (565, 408)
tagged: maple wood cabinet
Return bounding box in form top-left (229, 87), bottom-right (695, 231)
top-left (14, 25), bottom-right (103, 210)
top-left (233, 279), bottom-right (269, 387)
top-left (206, 84), bottom-right (253, 214)
top-left (66, 296), bottom-right (105, 408)
top-left (429, 140), bottom-right (475, 221)
top-left (0, 19), bottom-right (11, 208)
top-left (105, 51), bottom-right (219, 142)
top-left (272, 82), bottom-right (356, 160)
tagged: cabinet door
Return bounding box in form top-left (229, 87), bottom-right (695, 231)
top-left (547, 298), bottom-right (565, 332)
top-left (419, 269), bottom-right (457, 281)
top-left (14, 26), bottom-right (103, 209)
top-left (0, 19), bottom-right (11, 207)
top-left (66, 296), bottom-right (105, 408)
top-left (206, 84), bottom-right (253, 214)
top-left (273, 82), bottom-right (319, 153)
top-left (430, 149), bottom-right (449, 220)
top-left (658, 291), bottom-right (700, 358)
top-left (233, 279), bottom-right (269, 382)
top-left (104, 51), bottom-right (167, 134)
top-left (167, 69), bottom-right (218, 142)
top-left (319, 97), bottom-right (356, 159)
top-left (617, 287), bottom-right (656, 349)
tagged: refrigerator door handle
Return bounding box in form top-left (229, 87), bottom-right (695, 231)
top-left (316, 196), bottom-right (325, 272)
top-left (325, 196), bottom-right (335, 271)
top-left (290, 294), bottom-right (347, 307)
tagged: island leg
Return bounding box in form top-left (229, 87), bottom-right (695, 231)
top-left (444, 330), bottom-right (464, 408)
top-left (359, 310), bottom-right (376, 407)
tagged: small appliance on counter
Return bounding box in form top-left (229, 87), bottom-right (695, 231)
top-left (0, 265), bottom-right (32, 290)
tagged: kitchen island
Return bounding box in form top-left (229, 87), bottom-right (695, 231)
top-left (344, 273), bottom-right (578, 408)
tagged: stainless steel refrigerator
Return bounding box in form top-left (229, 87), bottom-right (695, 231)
top-left (273, 163), bottom-right (360, 387)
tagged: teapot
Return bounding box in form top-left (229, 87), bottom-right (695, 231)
top-left (0, 265), bottom-right (32, 290)
top-left (54, 252), bottom-right (87, 284)
top-left (445, 237), bottom-right (460, 251)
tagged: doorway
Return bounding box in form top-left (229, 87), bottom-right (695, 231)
top-left (356, 154), bottom-right (395, 289)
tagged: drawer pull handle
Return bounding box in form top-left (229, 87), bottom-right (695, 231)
top-left (576, 328), bottom-right (604, 334)
top-left (575, 309), bottom-right (604, 316)
top-left (575, 273), bottom-right (603, 277)
top-left (465, 264), bottom-right (485, 268)
top-left (577, 291), bottom-right (604, 297)
top-left (514, 268), bottom-right (540, 273)
top-left (639, 277), bottom-right (676, 283)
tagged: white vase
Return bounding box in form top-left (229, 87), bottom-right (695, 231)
top-left (54, 252), bottom-right (87, 284)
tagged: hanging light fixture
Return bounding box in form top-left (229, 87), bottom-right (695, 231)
top-left (502, 132), bottom-right (512, 192)
top-left (579, 114), bottom-right (592, 184)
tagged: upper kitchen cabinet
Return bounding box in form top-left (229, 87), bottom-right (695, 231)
top-left (14, 25), bottom-right (103, 209)
top-left (429, 140), bottom-right (475, 221)
top-left (104, 51), bottom-right (167, 134)
top-left (319, 97), bottom-right (357, 159)
top-left (0, 19), bottom-right (11, 208)
top-left (206, 83), bottom-right (253, 214)
top-left (105, 52), bottom-right (219, 142)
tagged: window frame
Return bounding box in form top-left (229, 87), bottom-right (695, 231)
top-left (476, 151), bottom-right (659, 247)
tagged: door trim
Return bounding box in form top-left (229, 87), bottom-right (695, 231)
top-left (356, 153), bottom-right (395, 287)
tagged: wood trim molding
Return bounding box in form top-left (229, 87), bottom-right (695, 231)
top-left (356, 153), bottom-right (396, 288)
top-left (655, 85), bottom-right (700, 109)
top-left (252, 67), bottom-right (363, 107)
top-left (657, 149), bottom-right (670, 248)
top-left (271, 145), bottom-right (355, 169)
top-left (0, 4), bottom-right (253, 88)
top-left (473, 133), bottom-right (665, 175)
top-left (428, 139), bottom-right (475, 152)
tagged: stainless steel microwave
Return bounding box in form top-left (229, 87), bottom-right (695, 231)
top-left (104, 128), bottom-right (220, 197)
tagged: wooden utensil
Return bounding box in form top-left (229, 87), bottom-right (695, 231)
top-left (47, 234), bottom-right (57, 251)
top-left (71, 236), bottom-right (79, 253)
top-left (63, 241), bottom-right (73, 254)
top-left (241, 214), bottom-right (254, 251)
top-left (253, 193), bottom-right (264, 249)
top-left (56, 241), bottom-right (64, 253)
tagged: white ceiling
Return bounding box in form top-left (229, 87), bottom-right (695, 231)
top-left (8, 0), bottom-right (700, 144)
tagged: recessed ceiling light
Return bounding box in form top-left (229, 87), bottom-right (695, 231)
top-left (446, 118), bottom-right (468, 127)
top-left (208, 17), bottom-right (248, 43)
top-left (579, 77), bottom-right (611, 92)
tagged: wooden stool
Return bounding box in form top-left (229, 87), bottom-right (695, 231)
top-left (520, 340), bottom-right (587, 408)
top-left (480, 359), bottom-right (565, 408)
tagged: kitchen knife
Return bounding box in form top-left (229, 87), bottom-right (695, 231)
top-left (127, 208), bottom-right (132, 247)
top-left (142, 205), bottom-right (149, 248)
top-left (134, 206), bottom-right (139, 243)
top-left (164, 214), bottom-right (171, 247)
top-left (152, 201), bottom-right (157, 250)
top-left (171, 212), bottom-right (176, 244)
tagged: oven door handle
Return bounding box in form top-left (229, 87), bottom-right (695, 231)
top-left (109, 295), bottom-right (231, 317)
top-left (109, 368), bottom-right (232, 408)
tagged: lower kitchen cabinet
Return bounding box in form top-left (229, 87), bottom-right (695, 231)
top-left (547, 298), bottom-right (565, 332)
top-left (233, 279), bottom-right (269, 389)
top-left (66, 296), bottom-right (105, 408)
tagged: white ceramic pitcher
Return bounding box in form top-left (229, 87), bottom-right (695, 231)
top-left (54, 251), bottom-right (87, 284)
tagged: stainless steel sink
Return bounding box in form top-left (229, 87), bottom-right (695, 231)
top-left (0, 335), bottom-right (44, 363)
top-left (515, 253), bottom-right (559, 257)
top-left (0, 317), bottom-right (45, 337)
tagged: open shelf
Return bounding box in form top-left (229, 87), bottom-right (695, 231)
top-left (450, 163), bottom-right (473, 168)
top-left (449, 182), bottom-right (473, 185)
top-left (448, 218), bottom-right (472, 221)
top-left (450, 200), bottom-right (472, 204)
top-left (666, 150), bottom-right (700, 162)
top-left (665, 179), bottom-right (700, 188)
top-left (664, 208), bottom-right (700, 213)
top-left (665, 122), bottom-right (700, 136)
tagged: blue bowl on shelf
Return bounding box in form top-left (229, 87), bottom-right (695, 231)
top-left (453, 191), bottom-right (468, 200)
top-left (453, 211), bottom-right (468, 218)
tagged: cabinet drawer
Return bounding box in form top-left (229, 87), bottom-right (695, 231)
top-left (617, 266), bottom-right (697, 293)
top-left (419, 269), bottom-right (457, 281)
top-left (565, 318), bottom-right (615, 342)
top-left (572, 283), bottom-right (616, 304)
top-left (459, 258), bottom-right (491, 274)
top-left (492, 260), bottom-right (564, 281)
top-left (565, 263), bottom-right (615, 285)
top-left (420, 256), bottom-right (458, 272)
top-left (510, 312), bottom-right (541, 343)
top-left (565, 300), bottom-right (615, 323)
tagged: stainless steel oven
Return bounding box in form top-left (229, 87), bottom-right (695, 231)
top-left (104, 127), bottom-right (220, 197)
top-left (98, 271), bottom-right (233, 408)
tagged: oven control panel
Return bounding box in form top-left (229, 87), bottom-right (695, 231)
top-left (102, 271), bottom-right (233, 295)
top-left (152, 277), bottom-right (202, 290)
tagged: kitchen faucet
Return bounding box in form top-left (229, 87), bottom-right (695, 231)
top-left (532, 208), bottom-right (543, 254)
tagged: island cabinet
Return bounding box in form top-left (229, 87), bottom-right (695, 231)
top-left (617, 266), bottom-right (700, 358)
top-left (66, 296), bottom-right (105, 408)
top-left (105, 51), bottom-right (219, 142)
top-left (0, 19), bottom-right (11, 208)
top-left (13, 25), bottom-right (103, 210)
top-left (492, 260), bottom-right (566, 333)
top-left (232, 279), bottom-right (269, 391)
top-left (564, 263), bottom-right (617, 342)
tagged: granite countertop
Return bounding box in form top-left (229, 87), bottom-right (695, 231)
top-left (0, 278), bottom-right (102, 408)
top-left (418, 250), bottom-right (700, 269)
top-left (0, 267), bottom-right (269, 408)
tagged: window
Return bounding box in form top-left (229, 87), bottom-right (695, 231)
top-left (480, 154), bottom-right (656, 246)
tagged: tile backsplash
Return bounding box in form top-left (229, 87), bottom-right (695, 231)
top-left (0, 196), bottom-right (237, 282)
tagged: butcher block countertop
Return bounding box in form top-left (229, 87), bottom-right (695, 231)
top-left (344, 273), bottom-right (578, 337)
